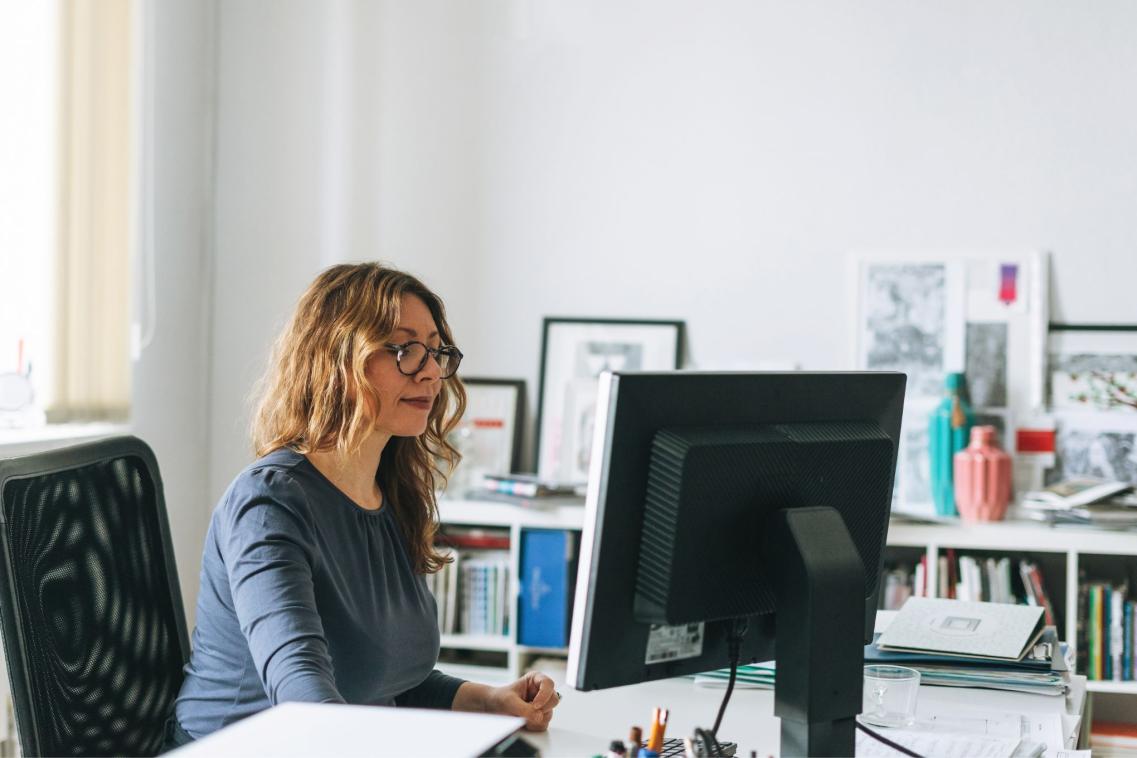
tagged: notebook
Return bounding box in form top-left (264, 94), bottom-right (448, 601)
top-left (876, 598), bottom-right (1046, 662)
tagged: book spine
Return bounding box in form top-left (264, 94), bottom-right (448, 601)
top-left (1076, 576), bottom-right (1088, 677)
top-left (1104, 585), bottom-right (1113, 680)
top-left (946, 548), bottom-right (958, 599)
top-left (982, 557), bottom-right (996, 602)
top-left (957, 556), bottom-right (971, 601)
top-left (997, 557), bottom-right (1012, 605)
top-left (1112, 587), bottom-right (1123, 681)
top-left (1124, 599), bottom-right (1134, 681)
top-left (1019, 560), bottom-right (1038, 606)
top-left (1131, 600), bottom-right (1137, 681)
top-left (1088, 584), bottom-right (1098, 680)
top-left (1030, 565), bottom-right (1056, 628)
top-left (1095, 584), bottom-right (1104, 681)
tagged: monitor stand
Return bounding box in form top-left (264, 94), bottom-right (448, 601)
top-left (764, 506), bottom-right (866, 757)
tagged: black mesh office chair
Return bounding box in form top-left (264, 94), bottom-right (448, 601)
top-left (0, 436), bottom-right (189, 757)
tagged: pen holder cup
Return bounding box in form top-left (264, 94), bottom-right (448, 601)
top-left (860, 665), bottom-right (920, 728)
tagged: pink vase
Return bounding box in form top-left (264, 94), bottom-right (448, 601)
top-left (953, 426), bottom-right (1013, 521)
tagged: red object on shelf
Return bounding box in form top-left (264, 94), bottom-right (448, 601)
top-left (954, 426), bottom-right (1013, 522)
top-left (1016, 429), bottom-right (1056, 453)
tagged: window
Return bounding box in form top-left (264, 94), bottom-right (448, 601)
top-left (0, 0), bottom-right (133, 427)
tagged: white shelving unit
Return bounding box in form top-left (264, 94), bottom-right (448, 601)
top-left (435, 498), bottom-right (585, 681)
top-left (887, 519), bottom-right (1137, 699)
top-left (436, 498), bottom-right (1137, 704)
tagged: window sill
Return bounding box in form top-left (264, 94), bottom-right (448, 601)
top-left (0, 422), bottom-right (130, 457)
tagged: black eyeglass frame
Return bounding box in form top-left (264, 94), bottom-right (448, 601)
top-left (383, 341), bottom-right (464, 378)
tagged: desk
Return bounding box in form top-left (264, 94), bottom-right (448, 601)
top-left (530, 669), bottom-right (1087, 757)
top-left (170, 673), bottom-right (1086, 757)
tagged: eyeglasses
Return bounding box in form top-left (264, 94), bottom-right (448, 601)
top-left (384, 341), bottom-right (463, 378)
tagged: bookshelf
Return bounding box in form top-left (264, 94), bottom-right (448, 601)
top-left (434, 498), bottom-right (585, 681)
top-left (435, 498), bottom-right (1137, 706)
top-left (886, 519), bottom-right (1137, 699)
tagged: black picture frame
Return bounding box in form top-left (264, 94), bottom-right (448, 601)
top-left (447, 377), bottom-right (526, 495)
top-left (534, 317), bottom-right (685, 483)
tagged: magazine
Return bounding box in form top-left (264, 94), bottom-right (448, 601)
top-left (1021, 478), bottom-right (1133, 511)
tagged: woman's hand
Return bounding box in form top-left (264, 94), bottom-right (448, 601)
top-left (454, 672), bottom-right (561, 731)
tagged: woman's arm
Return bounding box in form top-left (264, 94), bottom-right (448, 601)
top-left (221, 470), bottom-right (345, 705)
top-left (451, 672), bottom-right (560, 731)
top-left (394, 670), bottom-right (465, 709)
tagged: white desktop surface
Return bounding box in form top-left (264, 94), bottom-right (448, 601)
top-left (166, 674), bottom-right (1086, 758)
top-left (530, 671), bottom-right (1088, 757)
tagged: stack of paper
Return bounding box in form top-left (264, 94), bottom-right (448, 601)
top-left (870, 599), bottom-right (1070, 697)
top-left (689, 662), bottom-right (775, 689)
top-left (857, 701), bottom-right (1071, 758)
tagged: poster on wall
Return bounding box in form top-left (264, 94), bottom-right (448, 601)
top-left (535, 317), bottom-right (684, 484)
top-left (853, 251), bottom-right (1049, 512)
top-left (1045, 325), bottom-right (1137, 487)
top-left (446, 378), bottom-right (526, 496)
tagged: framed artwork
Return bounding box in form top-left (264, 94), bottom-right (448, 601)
top-left (852, 251), bottom-right (1050, 512)
top-left (1048, 324), bottom-right (1137, 413)
top-left (535, 317), bottom-right (684, 484)
top-left (447, 378), bottom-right (525, 496)
top-left (1044, 323), bottom-right (1137, 487)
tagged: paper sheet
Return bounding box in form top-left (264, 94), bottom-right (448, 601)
top-left (856, 728), bottom-right (1020, 757)
top-left (915, 702), bottom-right (1068, 757)
top-left (171, 702), bottom-right (525, 758)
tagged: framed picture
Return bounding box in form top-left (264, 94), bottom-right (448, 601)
top-left (852, 250), bottom-right (1050, 513)
top-left (447, 378), bottom-right (525, 496)
top-left (1048, 324), bottom-right (1137, 413)
top-left (535, 317), bottom-right (684, 484)
top-left (1048, 412), bottom-right (1137, 485)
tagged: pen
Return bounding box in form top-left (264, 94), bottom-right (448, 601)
top-left (647, 707), bottom-right (669, 753)
top-left (627, 726), bottom-right (642, 758)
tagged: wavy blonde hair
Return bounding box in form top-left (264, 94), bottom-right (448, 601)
top-left (252, 263), bottom-right (466, 573)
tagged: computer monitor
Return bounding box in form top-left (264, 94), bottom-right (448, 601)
top-left (567, 371), bottom-right (905, 757)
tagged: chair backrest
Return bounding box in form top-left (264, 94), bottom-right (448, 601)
top-left (0, 436), bottom-right (189, 757)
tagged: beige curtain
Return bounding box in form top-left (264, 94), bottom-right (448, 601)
top-left (51, 0), bottom-right (133, 422)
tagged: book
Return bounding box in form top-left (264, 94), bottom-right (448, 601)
top-left (437, 526), bottom-right (511, 550)
top-left (518, 529), bottom-right (578, 648)
top-left (481, 474), bottom-right (582, 498)
top-left (1019, 560), bottom-right (1056, 627)
top-left (877, 598), bottom-right (1046, 662)
top-left (1091, 722), bottom-right (1137, 752)
top-left (1022, 477), bottom-right (1133, 510)
top-left (467, 490), bottom-right (586, 510)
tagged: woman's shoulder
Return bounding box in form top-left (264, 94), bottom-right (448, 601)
top-left (216, 449), bottom-right (317, 521)
top-left (212, 449), bottom-right (323, 558)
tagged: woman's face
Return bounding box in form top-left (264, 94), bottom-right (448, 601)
top-left (364, 293), bottom-right (445, 438)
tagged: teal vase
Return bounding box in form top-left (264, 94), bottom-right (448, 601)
top-left (928, 372), bottom-right (974, 516)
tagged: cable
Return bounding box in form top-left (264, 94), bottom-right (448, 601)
top-left (855, 721), bottom-right (923, 757)
top-left (712, 618), bottom-right (749, 738)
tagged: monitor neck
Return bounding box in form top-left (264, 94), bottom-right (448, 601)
top-left (764, 506), bottom-right (866, 757)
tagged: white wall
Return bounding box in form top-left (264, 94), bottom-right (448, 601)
top-left (208, 0), bottom-right (487, 500)
top-left (205, 0), bottom-right (1137, 495)
top-left (130, 0), bottom-right (216, 622)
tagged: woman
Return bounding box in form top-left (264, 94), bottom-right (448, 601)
top-left (166, 263), bottom-right (559, 748)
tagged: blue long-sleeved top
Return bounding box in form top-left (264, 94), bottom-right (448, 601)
top-left (174, 448), bottom-right (463, 739)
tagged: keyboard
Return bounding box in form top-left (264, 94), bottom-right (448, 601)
top-left (658, 736), bottom-right (738, 757)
